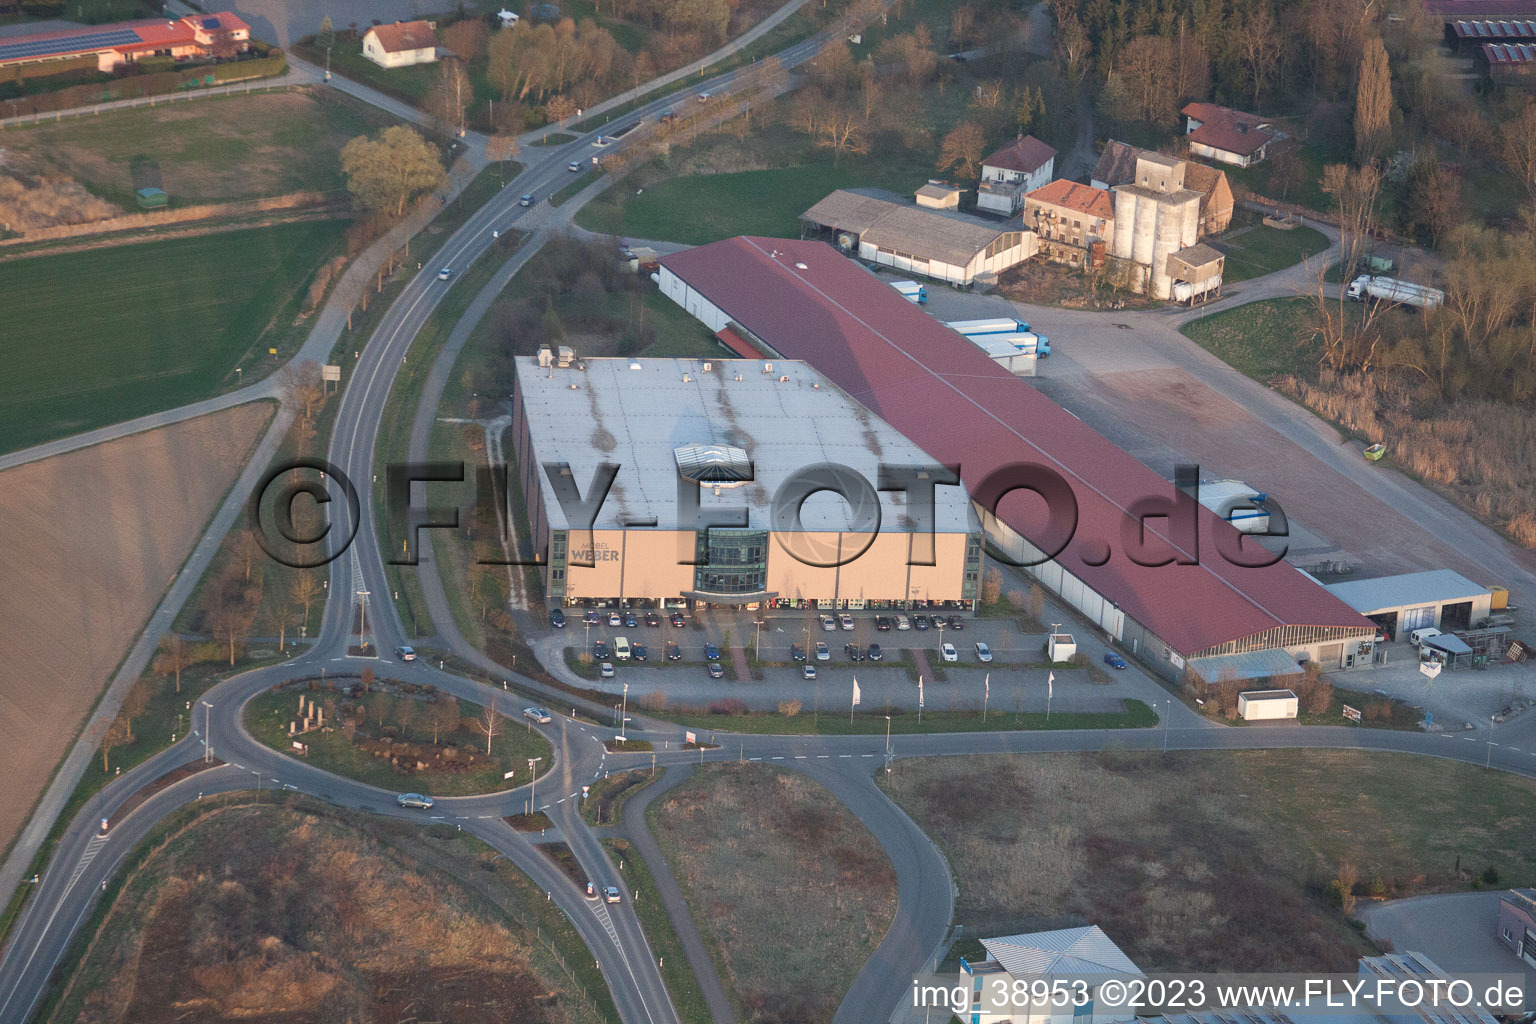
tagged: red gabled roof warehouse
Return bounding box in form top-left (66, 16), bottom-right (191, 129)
top-left (658, 236), bottom-right (1373, 659)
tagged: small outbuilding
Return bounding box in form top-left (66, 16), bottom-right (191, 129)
top-left (1324, 569), bottom-right (1494, 641)
top-left (1237, 688), bottom-right (1298, 721)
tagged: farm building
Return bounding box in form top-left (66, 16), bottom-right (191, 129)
top-left (976, 135), bottom-right (1057, 215)
top-left (1181, 102), bottom-right (1278, 167)
top-left (1109, 152), bottom-right (1205, 299)
top-left (1477, 41), bottom-right (1536, 85)
top-left (1165, 243), bottom-right (1225, 305)
top-left (801, 188), bottom-right (1035, 287)
top-left (1426, 0), bottom-right (1536, 18)
top-left (1236, 688), bottom-right (1299, 721)
top-left (1323, 569), bottom-right (1495, 640)
top-left (511, 354), bottom-right (980, 611)
top-left (1021, 180), bottom-right (1114, 267)
top-left (1445, 17), bottom-right (1536, 52)
top-left (915, 181), bottom-right (964, 209)
top-left (1093, 140), bottom-right (1232, 235)
top-left (960, 926), bottom-right (1142, 1024)
top-left (363, 20), bottom-right (437, 68)
top-left (0, 11), bottom-right (250, 72)
top-left (657, 236), bottom-right (1379, 679)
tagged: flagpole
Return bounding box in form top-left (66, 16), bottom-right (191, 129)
top-left (917, 675), bottom-right (923, 725)
top-left (1047, 670), bottom-right (1054, 721)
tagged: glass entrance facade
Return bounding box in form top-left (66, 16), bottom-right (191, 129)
top-left (693, 529), bottom-right (769, 597)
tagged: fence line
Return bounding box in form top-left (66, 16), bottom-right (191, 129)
top-left (0, 77), bottom-right (298, 131)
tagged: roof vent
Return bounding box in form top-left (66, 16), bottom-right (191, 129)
top-left (702, 361), bottom-right (712, 372)
top-left (812, 382), bottom-right (820, 389)
top-left (794, 262), bottom-right (808, 270)
top-left (734, 374), bottom-right (743, 381)
top-left (629, 360), bottom-right (642, 370)
top-left (682, 373), bottom-right (692, 383)
top-left (568, 383), bottom-right (578, 390)
top-left (763, 362), bottom-right (773, 374)
top-left (778, 375), bottom-right (789, 383)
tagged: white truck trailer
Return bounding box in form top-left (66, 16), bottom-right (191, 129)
top-left (890, 280), bottom-right (927, 304)
top-left (1345, 275), bottom-right (1444, 310)
top-left (945, 318), bottom-right (1051, 355)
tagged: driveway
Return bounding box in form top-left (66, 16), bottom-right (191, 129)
top-left (1360, 892), bottom-right (1535, 1009)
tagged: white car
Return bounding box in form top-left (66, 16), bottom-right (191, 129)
top-left (974, 642), bottom-right (992, 663)
top-left (941, 642), bottom-right (958, 663)
top-left (604, 885), bottom-right (622, 903)
top-left (523, 707), bottom-right (552, 724)
top-left (568, 160), bottom-right (582, 172)
top-left (436, 267), bottom-right (453, 281)
top-left (895, 614), bottom-right (910, 630)
top-left (839, 614), bottom-right (855, 630)
top-left (815, 641), bottom-right (830, 661)
top-left (820, 614), bottom-right (836, 631)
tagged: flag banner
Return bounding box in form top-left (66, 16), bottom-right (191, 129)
top-left (918, 675), bottom-right (924, 709)
top-left (984, 673), bottom-right (990, 700)
top-left (852, 678), bottom-right (861, 708)
top-left (1048, 671), bottom-right (1054, 699)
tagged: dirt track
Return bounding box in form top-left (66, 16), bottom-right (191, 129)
top-left (0, 402), bottom-right (271, 857)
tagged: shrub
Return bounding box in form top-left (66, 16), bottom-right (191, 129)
top-left (1483, 866), bottom-right (1501, 885)
top-left (707, 698), bottom-right (749, 716)
top-left (778, 700), bottom-right (802, 717)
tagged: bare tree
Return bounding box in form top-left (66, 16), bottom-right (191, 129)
top-left (1054, 9), bottom-right (1091, 90)
top-left (937, 121), bottom-right (986, 178)
top-left (153, 634), bottom-right (194, 694)
top-left (280, 361), bottom-right (325, 423)
top-left (99, 716), bottom-right (130, 772)
top-left (1354, 36), bottom-right (1392, 164)
top-left (1321, 162), bottom-right (1382, 278)
top-left (430, 58), bottom-right (473, 135)
top-left (119, 686), bottom-right (150, 742)
top-left (431, 694), bottom-right (461, 744)
top-left (1503, 99), bottom-right (1536, 201)
top-left (291, 573), bottom-right (320, 630)
top-left (472, 698), bottom-right (502, 754)
top-left (394, 697), bottom-right (419, 742)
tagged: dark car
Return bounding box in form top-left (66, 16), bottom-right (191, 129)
top-left (666, 641), bottom-right (681, 661)
top-left (632, 642), bottom-right (648, 662)
top-left (1104, 651), bottom-right (1128, 669)
top-left (550, 608), bottom-right (566, 628)
top-left (708, 662), bottom-right (725, 679)
top-left (584, 609), bottom-right (601, 625)
top-left (913, 614), bottom-right (931, 631)
top-left (845, 642), bottom-right (864, 662)
top-left (791, 643), bottom-right (805, 662)
top-left (946, 615), bottom-right (964, 631)
top-left (645, 611), bottom-right (661, 627)
top-left (868, 643), bottom-right (883, 661)
top-left (670, 611), bottom-right (686, 627)
top-left (624, 611), bottom-right (638, 628)
top-left (875, 615), bottom-right (891, 631)
top-left (703, 642), bottom-right (720, 660)
top-left (593, 640), bottom-right (611, 660)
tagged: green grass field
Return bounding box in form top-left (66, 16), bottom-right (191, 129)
top-left (655, 700), bottom-right (1157, 737)
top-left (0, 219), bottom-right (349, 454)
top-left (1216, 222), bottom-right (1331, 283)
top-left (1180, 297), bottom-right (1323, 381)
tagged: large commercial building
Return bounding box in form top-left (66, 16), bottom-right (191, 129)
top-left (510, 354), bottom-right (981, 611)
top-left (1323, 569), bottom-right (1495, 639)
top-left (659, 236), bottom-right (1377, 678)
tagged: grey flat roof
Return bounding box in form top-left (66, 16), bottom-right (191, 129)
top-left (516, 356), bottom-right (976, 533)
top-left (1324, 569), bottom-right (1487, 613)
top-left (1188, 648), bottom-right (1302, 682)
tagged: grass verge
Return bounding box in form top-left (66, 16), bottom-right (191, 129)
top-left (604, 836), bottom-right (711, 1024)
top-left (652, 700), bottom-right (1157, 737)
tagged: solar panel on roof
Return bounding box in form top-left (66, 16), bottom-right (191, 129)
top-left (201, 16), bottom-right (221, 28)
top-left (0, 27), bottom-right (141, 61)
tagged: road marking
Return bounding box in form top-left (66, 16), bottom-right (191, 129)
top-left (747, 757), bottom-right (762, 761)
top-left (479, 814), bottom-right (494, 819)
top-left (1465, 737), bottom-right (1477, 742)
top-left (65, 835), bottom-right (108, 893)
top-left (793, 755), bottom-right (807, 759)
top-left (1510, 747), bottom-right (1522, 752)
top-left (861, 753), bottom-right (875, 757)
top-left (556, 797), bottom-right (567, 803)
top-left (770, 756), bottom-right (784, 760)
top-left (838, 754), bottom-right (852, 758)
top-left (816, 754), bottom-right (829, 758)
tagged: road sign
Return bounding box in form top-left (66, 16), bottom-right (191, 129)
top-left (322, 364), bottom-right (342, 382)
top-left (685, 730), bottom-right (696, 745)
top-left (503, 768), bottom-right (517, 780)
top-left (1342, 705), bottom-right (1362, 723)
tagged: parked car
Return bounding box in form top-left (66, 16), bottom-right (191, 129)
top-left (704, 642), bottom-right (720, 660)
top-left (946, 615), bottom-right (964, 631)
top-left (436, 267), bottom-right (453, 281)
top-left (632, 642), bottom-right (648, 662)
top-left (604, 886), bottom-right (622, 903)
top-left (523, 707), bottom-right (553, 724)
top-left (519, 193), bottom-right (534, 207)
top-left (895, 614), bottom-right (911, 631)
top-left (820, 614), bottom-right (837, 631)
top-left (608, 611), bottom-right (621, 626)
top-left (839, 613), bottom-right (855, 630)
top-left (914, 614), bottom-right (931, 631)
top-left (815, 641), bottom-right (830, 661)
top-left (584, 609), bottom-right (601, 625)
top-left (397, 793), bottom-right (434, 809)
top-left (790, 643), bottom-right (806, 662)
top-left (708, 662), bottom-right (725, 679)
top-left (568, 160), bottom-right (583, 172)
top-left (974, 641), bottom-right (992, 663)
top-left (875, 616), bottom-right (891, 631)
top-left (1410, 627), bottom-right (1443, 648)
top-left (845, 642), bottom-right (864, 661)
top-left (395, 645), bottom-right (417, 661)
top-left (624, 611), bottom-right (638, 628)
top-left (1104, 652), bottom-right (1128, 669)
top-left (549, 608), bottom-right (566, 628)
top-left (645, 611), bottom-right (661, 627)
top-left (941, 642), bottom-right (958, 662)
top-left (600, 662), bottom-right (616, 678)
top-left (670, 611), bottom-right (687, 627)
top-left (666, 641), bottom-right (681, 661)
top-left (802, 664), bottom-right (817, 679)
top-left (868, 643), bottom-right (883, 662)
top-left (593, 640), bottom-right (611, 660)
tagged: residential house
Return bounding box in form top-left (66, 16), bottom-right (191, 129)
top-left (1181, 102), bottom-right (1277, 166)
top-left (976, 135), bottom-right (1058, 215)
top-left (497, 8), bottom-right (521, 27)
top-left (1109, 152), bottom-right (1204, 299)
top-left (802, 187), bottom-right (1036, 286)
top-left (1021, 180), bottom-right (1113, 267)
top-left (0, 11), bottom-right (250, 72)
top-left (959, 925), bottom-right (1143, 1024)
top-left (363, 20), bottom-right (437, 68)
top-left (1090, 139), bottom-right (1140, 191)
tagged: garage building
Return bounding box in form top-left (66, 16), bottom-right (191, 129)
top-left (510, 354), bottom-right (981, 611)
top-left (1323, 570), bottom-right (1494, 641)
top-left (657, 236), bottom-right (1378, 679)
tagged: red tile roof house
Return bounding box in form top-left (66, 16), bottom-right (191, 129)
top-left (1021, 180), bottom-right (1114, 266)
top-left (0, 12), bottom-right (250, 73)
top-left (1180, 102), bottom-right (1278, 167)
top-left (976, 135), bottom-right (1058, 216)
top-left (363, 20), bottom-right (438, 68)
top-left (656, 235), bottom-right (1378, 680)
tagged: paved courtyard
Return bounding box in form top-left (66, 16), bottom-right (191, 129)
top-left (1360, 892), bottom-right (1536, 1011)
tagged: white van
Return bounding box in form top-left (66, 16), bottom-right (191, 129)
top-left (613, 636), bottom-right (632, 661)
top-left (1409, 627), bottom-right (1442, 648)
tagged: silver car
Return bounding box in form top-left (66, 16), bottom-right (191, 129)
top-left (523, 707), bottom-right (552, 724)
top-left (397, 793), bottom-right (434, 809)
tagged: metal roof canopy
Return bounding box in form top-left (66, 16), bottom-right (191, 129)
top-left (0, 27), bottom-right (141, 60)
top-left (1324, 569), bottom-right (1486, 614)
top-left (1424, 633), bottom-right (1474, 656)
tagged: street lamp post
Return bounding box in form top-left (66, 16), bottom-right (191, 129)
top-left (618, 683), bottom-right (629, 742)
top-left (201, 700), bottom-right (213, 763)
top-left (527, 757), bottom-right (542, 814)
top-left (1163, 699), bottom-right (1170, 754)
top-left (357, 588), bottom-right (371, 652)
